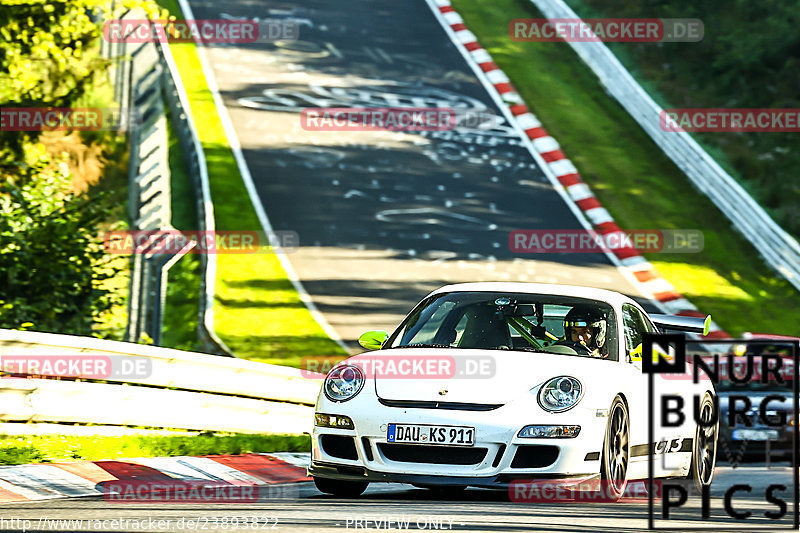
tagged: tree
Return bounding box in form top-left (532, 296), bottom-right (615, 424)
top-left (0, 0), bottom-right (164, 333)
top-left (0, 166), bottom-right (119, 334)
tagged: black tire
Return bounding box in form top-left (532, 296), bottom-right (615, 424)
top-left (600, 397), bottom-right (630, 501)
top-left (688, 393), bottom-right (718, 493)
top-left (312, 477), bottom-right (369, 497)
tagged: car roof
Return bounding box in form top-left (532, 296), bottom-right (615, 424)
top-left (428, 282), bottom-right (636, 308)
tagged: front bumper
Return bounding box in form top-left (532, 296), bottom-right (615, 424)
top-left (308, 461), bottom-right (597, 489)
top-left (311, 395), bottom-right (607, 484)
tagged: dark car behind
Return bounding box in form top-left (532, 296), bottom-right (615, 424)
top-left (715, 340), bottom-right (797, 465)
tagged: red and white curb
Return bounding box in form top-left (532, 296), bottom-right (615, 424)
top-left (0, 453), bottom-right (311, 504)
top-left (426, 0), bottom-right (726, 338)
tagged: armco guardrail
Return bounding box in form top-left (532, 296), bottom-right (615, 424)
top-left (103, 10), bottom-right (231, 353)
top-left (1, 379), bottom-right (312, 435)
top-left (528, 0), bottom-right (800, 292)
top-left (0, 330), bottom-right (324, 434)
top-left (156, 28), bottom-right (232, 355)
top-left (108, 13), bottom-right (189, 346)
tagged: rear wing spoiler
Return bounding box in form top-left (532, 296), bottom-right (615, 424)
top-left (650, 314), bottom-right (711, 336)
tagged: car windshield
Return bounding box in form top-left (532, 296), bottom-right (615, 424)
top-left (387, 291), bottom-right (618, 360)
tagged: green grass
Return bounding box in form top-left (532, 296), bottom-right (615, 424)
top-left (155, 0), bottom-right (347, 364)
top-left (452, 0), bottom-right (800, 336)
top-left (160, 115), bottom-right (202, 351)
top-left (0, 433), bottom-right (310, 465)
top-left (161, 252), bottom-right (202, 351)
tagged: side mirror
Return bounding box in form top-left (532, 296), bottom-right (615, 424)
top-left (358, 330), bottom-right (388, 350)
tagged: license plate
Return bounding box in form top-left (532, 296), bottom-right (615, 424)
top-left (387, 424), bottom-right (475, 446)
top-left (732, 429), bottom-right (779, 441)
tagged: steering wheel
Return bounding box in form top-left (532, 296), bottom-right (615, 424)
top-left (557, 340), bottom-right (592, 356)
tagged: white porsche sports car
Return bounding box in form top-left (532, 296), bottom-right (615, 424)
top-left (310, 283), bottom-right (718, 499)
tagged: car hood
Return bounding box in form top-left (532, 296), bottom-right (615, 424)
top-left (353, 348), bottom-right (617, 404)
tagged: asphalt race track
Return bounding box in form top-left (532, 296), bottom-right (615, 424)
top-left (3, 1), bottom-right (796, 532)
top-left (2, 0), bottom-right (793, 527)
top-left (0, 467), bottom-right (794, 531)
top-left (184, 0), bottom-right (660, 347)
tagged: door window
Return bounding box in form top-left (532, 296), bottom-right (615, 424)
top-left (622, 304), bottom-right (653, 362)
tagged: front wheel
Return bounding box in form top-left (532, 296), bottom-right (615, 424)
top-left (688, 393), bottom-right (718, 493)
top-left (600, 397), bottom-right (630, 501)
top-left (313, 477), bottom-right (369, 497)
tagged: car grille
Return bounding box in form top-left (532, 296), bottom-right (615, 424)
top-left (378, 399), bottom-right (503, 411)
top-left (510, 445), bottom-right (559, 468)
top-left (320, 435), bottom-right (359, 460)
top-left (378, 444), bottom-right (488, 465)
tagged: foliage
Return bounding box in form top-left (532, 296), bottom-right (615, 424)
top-left (569, 0), bottom-right (800, 235)
top-left (0, 0), bottom-right (160, 336)
top-left (0, 165), bottom-right (120, 333)
top-left (0, 444), bottom-right (46, 465)
top-left (1, 0), bottom-right (105, 164)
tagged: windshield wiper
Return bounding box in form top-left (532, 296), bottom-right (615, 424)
top-left (395, 343), bottom-right (454, 349)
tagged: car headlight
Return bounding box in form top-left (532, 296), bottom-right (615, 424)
top-left (537, 376), bottom-right (583, 413)
top-left (324, 364), bottom-right (365, 402)
top-left (518, 425), bottom-right (581, 438)
top-left (315, 413), bottom-right (355, 429)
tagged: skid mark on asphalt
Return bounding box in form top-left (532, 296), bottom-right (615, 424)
top-left (187, 0), bottom-right (655, 346)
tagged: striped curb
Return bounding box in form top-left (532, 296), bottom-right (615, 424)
top-left (427, 0), bottom-right (727, 338)
top-left (0, 453), bottom-right (311, 504)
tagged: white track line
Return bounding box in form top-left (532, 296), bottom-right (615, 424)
top-left (176, 0), bottom-right (350, 353)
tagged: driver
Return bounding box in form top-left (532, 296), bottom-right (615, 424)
top-left (556, 305), bottom-right (608, 358)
